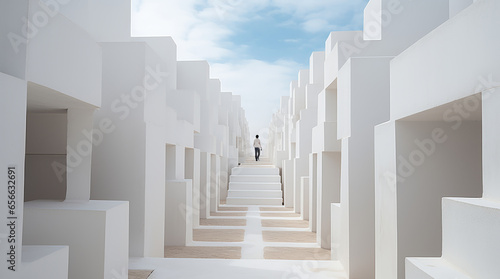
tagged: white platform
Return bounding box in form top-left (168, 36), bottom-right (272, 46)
top-left (227, 190), bottom-right (283, 198)
top-left (406, 258), bottom-right (472, 279)
top-left (231, 167), bottom-right (280, 175)
top-left (441, 198), bottom-right (500, 278)
top-left (5, 246), bottom-right (69, 279)
top-left (230, 175), bottom-right (281, 183)
top-left (22, 200), bottom-right (129, 279)
top-left (226, 197), bottom-right (283, 205)
top-left (227, 165), bottom-right (283, 205)
top-left (165, 180), bottom-right (193, 246)
top-left (130, 257), bottom-right (346, 279)
top-left (228, 182), bottom-right (282, 190)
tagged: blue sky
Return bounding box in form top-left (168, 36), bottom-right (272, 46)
top-left (131, 0), bottom-right (369, 138)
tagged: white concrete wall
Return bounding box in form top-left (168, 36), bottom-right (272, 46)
top-left (90, 42), bottom-right (166, 257)
top-left (337, 57), bottom-right (392, 278)
top-left (449, 0), bottom-right (475, 18)
top-left (293, 157), bottom-right (308, 213)
top-left (301, 177), bottom-right (310, 220)
top-left (1, 1), bottom-right (251, 278)
top-left (13, 246), bottom-right (69, 279)
top-left (309, 153), bottom-right (318, 233)
top-left (0, 74), bottom-right (27, 275)
top-left (23, 201), bottom-right (129, 279)
top-left (283, 160), bottom-right (294, 208)
top-left (166, 145), bottom-right (186, 180)
top-left (219, 157), bottom-right (229, 202)
top-left (58, 0), bottom-right (132, 43)
top-left (200, 152), bottom-right (211, 219)
top-left (165, 180), bottom-right (193, 246)
top-left (210, 154), bottom-right (220, 212)
top-left (360, 0), bottom-right (449, 57)
top-left (376, 1), bottom-right (499, 277)
top-left (66, 108), bottom-right (95, 201)
top-left (374, 121), bottom-right (398, 279)
top-left (24, 112), bottom-right (67, 201)
top-left (391, 120), bottom-right (482, 278)
top-left (185, 148), bottom-right (201, 227)
top-left (483, 89), bottom-right (500, 201)
top-left (317, 152), bottom-right (341, 249)
top-left (390, 0), bottom-right (499, 120)
top-left (26, 0), bottom-right (102, 108)
top-left (0, 0), bottom-right (28, 79)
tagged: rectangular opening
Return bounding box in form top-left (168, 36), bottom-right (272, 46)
top-left (25, 110), bottom-right (67, 201)
top-left (395, 94), bottom-right (483, 278)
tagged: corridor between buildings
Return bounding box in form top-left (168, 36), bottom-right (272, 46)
top-left (129, 158), bottom-right (346, 279)
top-left (3, 1), bottom-right (499, 279)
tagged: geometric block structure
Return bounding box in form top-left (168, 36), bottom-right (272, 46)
top-left (269, 1), bottom-right (498, 278)
top-left (12, 246), bottom-right (69, 279)
top-left (165, 180), bottom-right (193, 246)
top-left (227, 166), bottom-right (282, 205)
top-left (376, 0), bottom-right (499, 277)
top-left (23, 201), bottom-right (129, 279)
top-left (1, 1), bottom-right (250, 279)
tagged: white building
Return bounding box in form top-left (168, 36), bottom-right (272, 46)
top-left (2, 0), bottom-right (499, 278)
top-left (0, 0), bottom-right (249, 278)
top-left (269, 0), bottom-right (500, 278)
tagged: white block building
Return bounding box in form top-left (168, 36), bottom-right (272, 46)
top-left (3, 0), bottom-right (498, 278)
top-left (0, 0), bottom-right (250, 278)
top-left (269, 0), bottom-right (499, 278)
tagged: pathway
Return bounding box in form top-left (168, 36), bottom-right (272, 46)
top-left (129, 159), bottom-right (347, 278)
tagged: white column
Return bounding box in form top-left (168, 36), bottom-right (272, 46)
top-left (219, 157), bottom-right (229, 203)
top-left (165, 180), bottom-right (193, 246)
top-left (283, 159), bottom-right (295, 208)
top-left (301, 177), bottom-right (310, 220)
top-left (309, 153), bottom-right (318, 232)
top-left (65, 107), bottom-right (94, 201)
top-left (210, 154), bottom-right (220, 212)
top-left (166, 145), bottom-right (185, 180)
top-left (185, 148), bottom-right (201, 227)
top-left (482, 88), bottom-right (500, 200)
top-left (317, 151), bottom-right (341, 249)
top-left (0, 76), bottom-right (27, 272)
top-left (294, 157), bottom-right (308, 213)
top-left (200, 152), bottom-right (211, 219)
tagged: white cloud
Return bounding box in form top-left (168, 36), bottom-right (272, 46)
top-left (210, 59), bottom-right (302, 136)
top-left (132, 0), bottom-right (237, 60)
top-left (131, 0), bottom-right (367, 137)
top-left (303, 18), bottom-right (331, 33)
top-left (132, 0), bottom-right (368, 58)
top-left (270, 0), bottom-right (368, 33)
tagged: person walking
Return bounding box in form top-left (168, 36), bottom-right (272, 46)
top-left (253, 135), bottom-right (262, 161)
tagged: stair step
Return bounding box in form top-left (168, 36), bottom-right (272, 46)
top-left (229, 182), bottom-right (282, 190)
top-left (226, 197), bottom-right (282, 205)
top-left (227, 190), bottom-right (283, 198)
top-left (441, 198), bottom-right (500, 278)
top-left (230, 175), bottom-right (281, 183)
top-left (231, 167), bottom-right (279, 175)
top-left (406, 258), bottom-right (472, 279)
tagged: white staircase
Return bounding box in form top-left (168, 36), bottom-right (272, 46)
top-left (226, 162), bottom-right (283, 205)
top-left (406, 197), bottom-right (500, 279)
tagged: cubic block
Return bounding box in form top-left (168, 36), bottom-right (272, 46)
top-left (23, 201), bottom-right (129, 279)
top-left (406, 258), bottom-right (471, 279)
top-left (442, 198), bottom-right (500, 278)
top-left (165, 180), bottom-right (193, 246)
top-left (8, 246), bottom-right (69, 279)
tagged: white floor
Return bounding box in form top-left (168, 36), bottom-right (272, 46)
top-left (129, 257), bottom-right (347, 279)
top-left (129, 205), bottom-right (347, 278)
top-left (187, 205), bottom-right (323, 254)
top-left (129, 160), bottom-right (347, 278)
